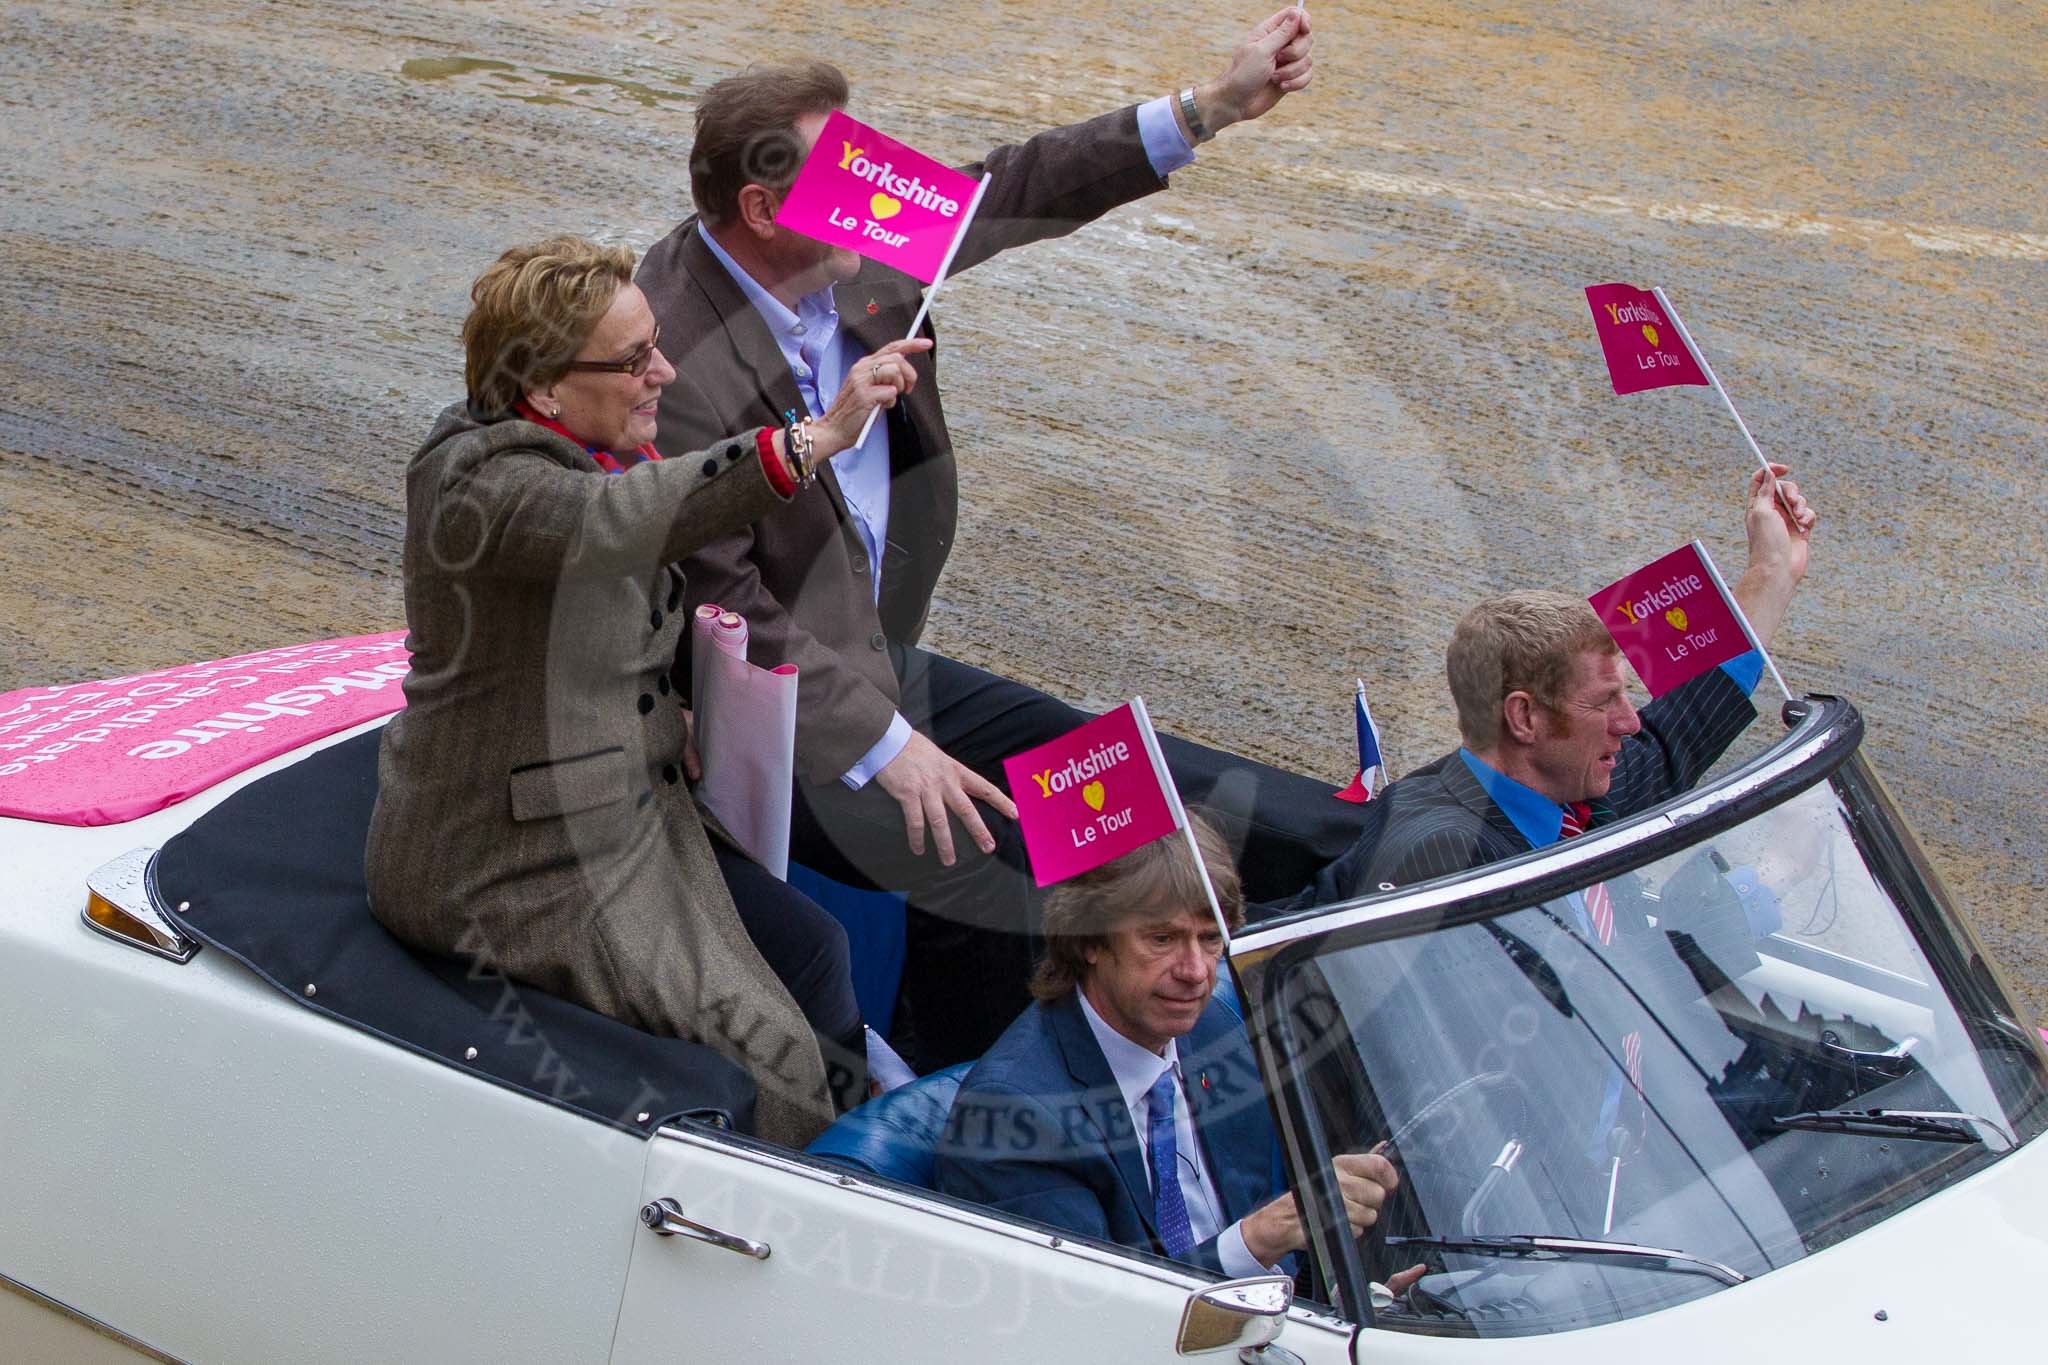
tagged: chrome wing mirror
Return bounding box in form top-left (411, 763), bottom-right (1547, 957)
top-left (1175, 1275), bottom-right (1292, 1356)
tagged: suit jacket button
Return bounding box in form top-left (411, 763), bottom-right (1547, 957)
top-left (701, 458), bottom-right (718, 477)
top-left (638, 694), bottom-right (655, 715)
top-left (850, 553), bottom-right (868, 575)
top-left (663, 764), bottom-right (680, 785)
top-left (650, 607), bottom-right (664, 629)
top-left (869, 631), bottom-right (887, 650)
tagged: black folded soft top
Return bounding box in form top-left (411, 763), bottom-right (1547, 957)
top-left (153, 729), bottom-right (756, 1136)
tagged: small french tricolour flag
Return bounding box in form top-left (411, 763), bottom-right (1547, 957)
top-left (1335, 678), bottom-right (1386, 803)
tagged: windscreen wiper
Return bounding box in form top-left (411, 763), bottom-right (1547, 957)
top-left (1383, 1234), bottom-right (1747, 1287)
top-left (1771, 1107), bottom-right (2015, 1149)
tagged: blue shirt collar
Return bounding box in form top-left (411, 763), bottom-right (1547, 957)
top-left (1458, 748), bottom-right (1566, 848)
top-left (697, 222), bottom-right (839, 344)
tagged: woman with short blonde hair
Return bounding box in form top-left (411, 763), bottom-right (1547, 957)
top-left (366, 235), bottom-right (928, 1146)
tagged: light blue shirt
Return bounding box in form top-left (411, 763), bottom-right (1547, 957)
top-left (1134, 93), bottom-right (1199, 178)
top-left (701, 96), bottom-right (1194, 789)
top-left (1077, 989), bottom-right (1270, 1279)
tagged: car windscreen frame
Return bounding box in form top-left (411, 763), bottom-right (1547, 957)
top-left (1227, 694), bottom-right (1865, 1327)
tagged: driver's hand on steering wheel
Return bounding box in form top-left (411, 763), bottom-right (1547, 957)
top-left (1240, 1151), bottom-right (1402, 1267)
top-left (1383, 1263), bottom-right (1428, 1298)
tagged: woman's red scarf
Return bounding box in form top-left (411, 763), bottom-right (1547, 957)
top-left (513, 398), bottom-right (663, 474)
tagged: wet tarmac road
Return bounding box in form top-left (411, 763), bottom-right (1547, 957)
top-left (1, 1), bottom-right (2042, 1016)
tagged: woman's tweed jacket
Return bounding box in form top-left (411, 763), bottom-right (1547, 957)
top-left (366, 402), bottom-right (832, 1145)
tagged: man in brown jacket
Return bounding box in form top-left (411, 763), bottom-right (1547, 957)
top-left (638, 8), bottom-right (1370, 1068)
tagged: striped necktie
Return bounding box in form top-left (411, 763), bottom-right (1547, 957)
top-left (1145, 1070), bottom-right (1196, 1258)
top-left (1560, 803), bottom-right (1644, 1093)
top-left (1559, 802), bottom-right (1616, 945)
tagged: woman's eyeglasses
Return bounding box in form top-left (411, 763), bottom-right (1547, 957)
top-left (566, 325), bottom-right (661, 378)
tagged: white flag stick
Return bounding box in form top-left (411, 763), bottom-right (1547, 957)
top-left (1651, 287), bottom-right (1792, 513)
top-left (1695, 539), bottom-right (1794, 703)
top-left (852, 172), bottom-right (994, 448)
top-left (1131, 695), bottom-right (1232, 944)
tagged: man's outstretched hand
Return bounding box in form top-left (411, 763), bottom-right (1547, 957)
top-left (1732, 462), bottom-right (1818, 650)
top-left (1190, 7), bottom-right (1315, 137)
top-left (874, 730), bottom-right (1018, 865)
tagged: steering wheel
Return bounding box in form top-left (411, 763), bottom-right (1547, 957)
top-left (1368, 1069), bottom-right (1536, 1254)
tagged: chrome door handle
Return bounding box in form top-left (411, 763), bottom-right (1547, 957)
top-left (638, 1197), bottom-right (771, 1260)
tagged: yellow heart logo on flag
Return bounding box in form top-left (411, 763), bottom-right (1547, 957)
top-left (1082, 780), bottom-right (1106, 812)
top-left (1665, 606), bottom-right (1688, 631)
top-left (1641, 322), bottom-right (1661, 348)
top-left (869, 192), bottom-right (902, 220)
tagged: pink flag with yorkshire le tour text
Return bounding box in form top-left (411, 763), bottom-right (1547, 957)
top-left (775, 109), bottom-right (982, 284)
top-left (0, 632), bottom-right (410, 826)
top-left (1588, 542), bottom-right (1751, 697)
top-left (1003, 703), bottom-right (1181, 887)
top-left (1585, 283), bottom-right (1710, 395)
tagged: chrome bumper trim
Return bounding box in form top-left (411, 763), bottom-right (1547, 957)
top-left (0, 1268), bottom-right (191, 1365)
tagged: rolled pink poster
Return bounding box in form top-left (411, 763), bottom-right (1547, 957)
top-left (688, 604), bottom-right (798, 879)
top-left (712, 611), bottom-right (748, 660)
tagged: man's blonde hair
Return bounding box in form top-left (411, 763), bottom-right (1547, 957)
top-left (462, 236), bottom-right (636, 416)
top-left (1029, 812), bottom-right (1243, 1004)
top-left (1446, 589), bottom-right (1618, 749)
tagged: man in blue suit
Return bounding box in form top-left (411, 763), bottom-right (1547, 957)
top-left (934, 816), bottom-right (1406, 1277)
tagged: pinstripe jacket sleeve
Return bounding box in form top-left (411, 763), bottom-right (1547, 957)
top-left (1599, 666), bottom-right (1759, 823)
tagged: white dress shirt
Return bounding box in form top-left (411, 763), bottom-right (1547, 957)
top-left (700, 96), bottom-right (1195, 790)
top-left (1077, 990), bottom-right (1275, 1278)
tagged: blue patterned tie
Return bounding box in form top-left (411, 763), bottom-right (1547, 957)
top-left (1146, 1070), bottom-right (1196, 1258)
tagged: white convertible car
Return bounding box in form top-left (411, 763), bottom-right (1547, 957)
top-left (4, 678), bottom-right (2043, 1363)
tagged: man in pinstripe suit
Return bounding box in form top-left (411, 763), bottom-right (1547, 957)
top-left (1295, 465), bottom-right (1817, 904)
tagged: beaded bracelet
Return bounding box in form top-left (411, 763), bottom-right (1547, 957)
top-left (781, 410), bottom-right (819, 490)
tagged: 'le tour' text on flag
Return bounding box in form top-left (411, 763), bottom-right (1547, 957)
top-left (1587, 541), bottom-right (1750, 696)
top-left (1584, 283), bottom-right (1710, 395)
top-left (1002, 703), bottom-right (1180, 887)
top-left (776, 110), bottom-right (983, 284)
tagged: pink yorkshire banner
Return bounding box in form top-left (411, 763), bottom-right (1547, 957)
top-left (0, 632), bottom-right (409, 826)
top-left (1003, 703), bottom-right (1180, 887)
top-left (1588, 542), bottom-right (1750, 697)
top-left (1585, 282), bottom-right (1711, 395)
top-left (776, 109), bottom-right (981, 284)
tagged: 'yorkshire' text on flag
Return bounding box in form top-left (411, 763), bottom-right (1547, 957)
top-left (1002, 703), bottom-right (1180, 886)
top-left (1584, 283), bottom-right (1710, 395)
top-left (1588, 541), bottom-right (1751, 696)
top-left (776, 110), bottom-right (983, 285)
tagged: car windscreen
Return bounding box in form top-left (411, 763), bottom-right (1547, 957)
top-left (1266, 771), bottom-right (2048, 1337)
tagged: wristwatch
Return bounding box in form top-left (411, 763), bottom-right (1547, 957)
top-left (1178, 87), bottom-right (1212, 145)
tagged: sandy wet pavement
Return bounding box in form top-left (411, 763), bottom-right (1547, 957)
top-left (1, 1), bottom-right (2043, 1017)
